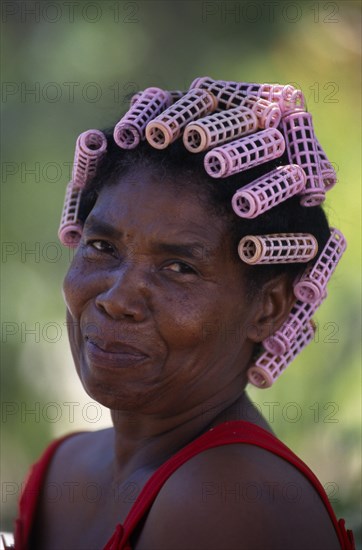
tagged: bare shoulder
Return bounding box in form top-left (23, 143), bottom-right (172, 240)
top-left (135, 443), bottom-right (341, 550)
top-left (31, 429), bottom-right (114, 548)
top-left (42, 429), bottom-right (112, 482)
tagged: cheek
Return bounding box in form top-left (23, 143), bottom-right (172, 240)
top-left (62, 256), bottom-right (98, 319)
top-left (153, 288), bottom-right (240, 353)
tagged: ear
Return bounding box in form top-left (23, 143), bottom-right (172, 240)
top-left (248, 274), bottom-right (296, 343)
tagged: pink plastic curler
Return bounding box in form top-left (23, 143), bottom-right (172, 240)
top-left (183, 106), bottom-right (258, 153)
top-left (204, 128), bottom-right (285, 178)
top-left (232, 164), bottom-right (306, 219)
top-left (293, 227), bottom-right (347, 303)
top-left (222, 93), bottom-right (281, 129)
top-left (58, 181), bottom-right (83, 248)
top-left (258, 84), bottom-right (306, 115)
top-left (238, 233), bottom-right (318, 265)
top-left (72, 130), bottom-right (107, 188)
top-left (190, 78), bottom-right (262, 112)
top-left (189, 76), bottom-right (261, 96)
top-left (189, 76), bottom-right (230, 91)
top-left (145, 89), bottom-right (217, 149)
top-left (130, 91), bottom-right (142, 107)
top-left (282, 111), bottom-right (325, 206)
top-left (130, 89), bottom-right (184, 108)
top-left (114, 87), bottom-right (172, 150)
top-left (263, 295), bottom-right (326, 355)
top-left (231, 81), bottom-right (262, 96)
top-left (315, 137), bottom-right (337, 191)
top-left (247, 320), bottom-right (316, 388)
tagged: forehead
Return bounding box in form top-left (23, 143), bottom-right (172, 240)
top-left (88, 168), bottom-right (229, 246)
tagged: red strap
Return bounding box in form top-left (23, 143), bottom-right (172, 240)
top-left (14, 432), bottom-right (84, 550)
top-left (120, 421), bottom-right (353, 549)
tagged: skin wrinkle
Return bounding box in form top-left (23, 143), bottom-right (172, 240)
top-left (34, 163), bottom-right (342, 550)
top-left (64, 169), bottom-right (266, 423)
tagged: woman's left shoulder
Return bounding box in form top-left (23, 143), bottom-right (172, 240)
top-left (135, 443), bottom-right (341, 550)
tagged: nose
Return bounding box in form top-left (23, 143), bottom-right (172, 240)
top-left (95, 262), bottom-right (151, 322)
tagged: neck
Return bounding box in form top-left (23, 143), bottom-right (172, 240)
top-left (109, 382), bottom-right (264, 483)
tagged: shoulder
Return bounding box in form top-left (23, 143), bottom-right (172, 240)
top-left (135, 443), bottom-right (341, 550)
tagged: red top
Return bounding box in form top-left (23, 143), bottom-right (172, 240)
top-left (14, 420), bottom-right (355, 549)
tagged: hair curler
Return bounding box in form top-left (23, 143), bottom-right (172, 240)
top-left (232, 164), bottom-right (306, 219)
top-left (114, 87), bottom-right (172, 149)
top-left (242, 96), bottom-right (281, 129)
top-left (145, 89), bottom-right (217, 149)
top-left (263, 296), bottom-right (326, 356)
top-left (204, 128), bottom-right (285, 178)
top-left (58, 181), bottom-right (83, 248)
top-left (293, 227), bottom-right (347, 303)
top-left (183, 106), bottom-right (258, 153)
top-left (247, 320), bottom-right (316, 388)
top-left (238, 233), bottom-right (318, 265)
top-left (258, 83), bottom-right (306, 115)
top-left (72, 130), bottom-right (107, 188)
top-left (315, 138), bottom-right (337, 191)
top-left (282, 111), bottom-right (325, 206)
top-left (189, 77), bottom-right (260, 111)
top-left (130, 89), bottom-right (184, 108)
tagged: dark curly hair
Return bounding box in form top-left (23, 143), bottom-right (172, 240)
top-left (78, 126), bottom-right (330, 292)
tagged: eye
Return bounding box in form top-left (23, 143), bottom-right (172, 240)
top-left (85, 239), bottom-right (116, 255)
top-left (163, 261), bottom-right (197, 275)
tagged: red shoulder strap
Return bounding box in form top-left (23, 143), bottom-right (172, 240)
top-left (14, 432), bottom-right (84, 550)
top-left (118, 421), bottom-right (354, 550)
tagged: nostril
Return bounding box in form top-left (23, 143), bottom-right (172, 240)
top-left (95, 286), bottom-right (149, 322)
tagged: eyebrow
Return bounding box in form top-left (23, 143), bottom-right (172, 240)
top-left (84, 216), bottom-right (215, 261)
top-left (83, 217), bottom-right (123, 239)
top-left (152, 242), bottom-right (215, 261)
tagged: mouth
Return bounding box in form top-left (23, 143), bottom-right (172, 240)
top-left (84, 336), bottom-right (149, 370)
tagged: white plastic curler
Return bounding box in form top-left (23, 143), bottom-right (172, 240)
top-left (238, 233), bottom-right (318, 265)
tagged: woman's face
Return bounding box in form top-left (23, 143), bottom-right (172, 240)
top-left (63, 167), bottom-right (263, 414)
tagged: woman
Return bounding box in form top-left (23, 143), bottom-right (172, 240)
top-left (14, 79), bottom-right (355, 549)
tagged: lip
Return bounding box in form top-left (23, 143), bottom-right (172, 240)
top-left (85, 337), bottom-right (149, 370)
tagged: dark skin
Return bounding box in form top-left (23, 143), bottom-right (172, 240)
top-left (33, 168), bottom-right (341, 549)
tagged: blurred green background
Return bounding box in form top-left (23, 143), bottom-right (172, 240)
top-left (1, 0), bottom-right (361, 542)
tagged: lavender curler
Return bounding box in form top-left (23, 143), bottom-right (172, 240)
top-left (58, 181), bottom-right (83, 248)
top-left (189, 78), bottom-right (260, 111)
top-left (221, 93), bottom-right (281, 129)
top-left (315, 138), bottom-right (337, 191)
top-left (189, 76), bottom-right (261, 96)
top-left (145, 89), bottom-right (217, 149)
top-left (183, 106), bottom-right (258, 153)
top-left (247, 320), bottom-right (316, 388)
top-left (204, 128), bottom-right (285, 178)
top-left (238, 233), bottom-right (318, 265)
top-left (263, 296), bottom-right (326, 356)
top-left (282, 111), bottom-right (325, 206)
top-left (258, 84), bottom-right (306, 115)
top-left (114, 87), bottom-right (172, 150)
top-left (293, 227), bottom-right (347, 303)
top-left (72, 130), bottom-right (107, 188)
top-left (232, 164), bottom-right (306, 219)
top-left (130, 89), bottom-right (184, 108)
